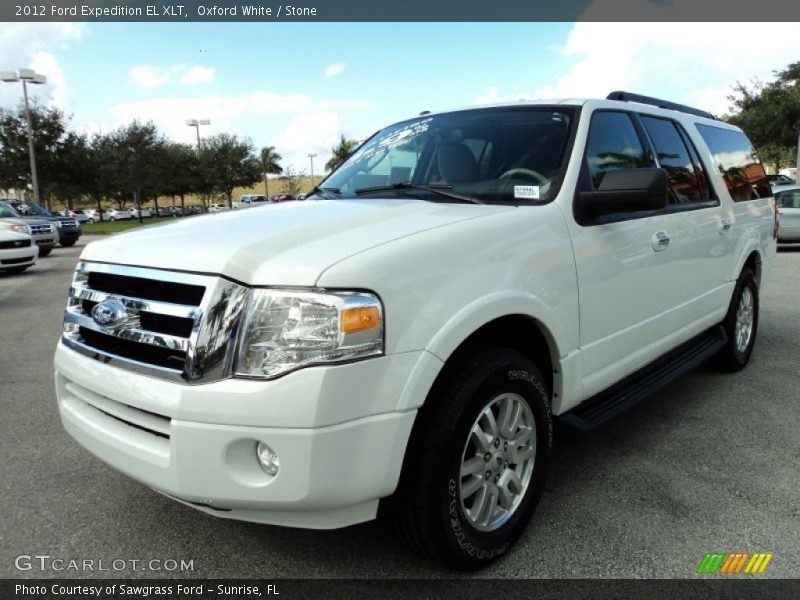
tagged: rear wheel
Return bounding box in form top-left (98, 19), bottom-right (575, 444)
top-left (383, 345), bottom-right (552, 570)
top-left (714, 267), bottom-right (759, 371)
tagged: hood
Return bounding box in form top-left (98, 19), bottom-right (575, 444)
top-left (81, 199), bottom-right (513, 285)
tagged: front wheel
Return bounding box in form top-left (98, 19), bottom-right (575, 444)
top-left (714, 268), bottom-right (759, 371)
top-left (383, 346), bottom-right (552, 570)
top-left (3, 265), bottom-right (30, 274)
top-left (60, 240), bottom-right (77, 247)
top-left (38, 246), bottom-right (52, 257)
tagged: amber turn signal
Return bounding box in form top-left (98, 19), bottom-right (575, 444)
top-left (341, 306), bottom-right (381, 333)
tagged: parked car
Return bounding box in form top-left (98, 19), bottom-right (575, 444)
top-left (129, 207), bottom-right (153, 219)
top-left (233, 195), bottom-right (269, 209)
top-left (774, 186), bottom-right (800, 242)
top-left (0, 228), bottom-right (38, 274)
top-left (55, 92), bottom-right (776, 570)
top-left (53, 209), bottom-right (91, 223)
top-left (768, 174), bottom-right (795, 186)
top-left (208, 203), bottom-right (230, 213)
top-left (0, 201), bottom-right (58, 256)
top-left (270, 193), bottom-right (295, 203)
top-left (9, 200), bottom-right (82, 247)
top-left (184, 204), bottom-right (205, 215)
top-left (296, 193), bottom-right (307, 201)
top-left (105, 209), bottom-right (133, 221)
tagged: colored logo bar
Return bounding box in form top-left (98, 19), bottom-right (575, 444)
top-left (696, 552), bottom-right (773, 574)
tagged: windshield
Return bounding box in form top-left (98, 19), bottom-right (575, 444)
top-left (0, 202), bottom-right (22, 219)
top-left (317, 106), bottom-right (576, 204)
top-left (10, 201), bottom-right (51, 217)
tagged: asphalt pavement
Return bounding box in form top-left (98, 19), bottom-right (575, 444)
top-left (1, 237), bottom-right (798, 579)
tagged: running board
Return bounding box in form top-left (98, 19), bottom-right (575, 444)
top-left (560, 325), bottom-right (727, 432)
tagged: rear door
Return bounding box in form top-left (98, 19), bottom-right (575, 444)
top-left (637, 114), bottom-right (729, 336)
top-left (776, 189), bottom-right (800, 241)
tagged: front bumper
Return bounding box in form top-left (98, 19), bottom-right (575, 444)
top-left (57, 228), bottom-right (82, 243)
top-left (0, 245), bottom-right (38, 268)
top-left (54, 342), bottom-right (438, 528)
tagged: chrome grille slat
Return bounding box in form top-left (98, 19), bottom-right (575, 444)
top-left (72, 288), bottom-right (201, 320)
top-left (62, 261), bottom-right (249, 384)
top-left (65, 311), bottom-right (190, 352)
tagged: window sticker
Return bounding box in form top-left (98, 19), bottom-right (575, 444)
top-left (514, 185), bottom-right (540, 200)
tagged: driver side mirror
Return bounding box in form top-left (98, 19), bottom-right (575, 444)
top-left (578, 168), bottom-right (667, 215)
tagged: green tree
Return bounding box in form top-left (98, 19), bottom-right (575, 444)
top-left (199, 133), bottom-right (261, 208)
top-left (259, 146), bottom-right (283, 198)
top-left (325, 134), bottom-right (359, 172)
top-left (279, 166), bottom-right (306, 196)
top-left (0, 101), bottom-right (70, 209)
top-left (726, 62), bottom-right (800, 173)
top-left (105, 120), bottom-right (167, 221)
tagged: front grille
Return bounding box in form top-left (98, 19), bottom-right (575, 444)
top-left (0, 240), bottom-right (31, 249)
top-left (60, 220), bottom-right (79, 229)
top-left (30, 224), bottom-right (54, 235)
top-left (79, 327), bottom-right (187, 371)
top-left (62, 261), bottom-right (248, 383)
top-left (87, 272), bottom-right (205, 305)
top-left (1, 256), bottom-right (31, 265)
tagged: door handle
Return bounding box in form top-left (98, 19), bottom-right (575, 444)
top-left (719, 218), bottom-right (732, 234)
top-left (651, 231), bottom-right (670, 251)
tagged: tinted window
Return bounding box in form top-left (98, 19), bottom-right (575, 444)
top-left (641, 116), bottom-right (707, 203)
top-left (776, 190), bottom-right (800, 209)
top-left (586, 112), bottom-right (650, 188)
top-left (696, 124), bottom-right (771, 201)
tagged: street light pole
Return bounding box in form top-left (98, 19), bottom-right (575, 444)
top-left (307, 153), bottom-right (317, 187)
top-left (185, 118), bottom-right (211, 150)
top-left (1, 68), bottom-right (47, 205)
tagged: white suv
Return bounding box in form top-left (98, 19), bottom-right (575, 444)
top-left (55, 92), bottom-right (776, 569)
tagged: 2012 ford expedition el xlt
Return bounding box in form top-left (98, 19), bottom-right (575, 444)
top-left (55, 92), bottom-right (777, 569)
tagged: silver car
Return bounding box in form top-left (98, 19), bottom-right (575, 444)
top-left (775, 186), bottom-right (800, 242)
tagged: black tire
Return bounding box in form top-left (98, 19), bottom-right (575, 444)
top-left (714, 267), bottom-right (759, 371)
top-left (382, 345), bottom-right (552, 570)
top-left (60, 240), bottom-right (76, 247)
top-left (38, 246), bottom-right (52, 257)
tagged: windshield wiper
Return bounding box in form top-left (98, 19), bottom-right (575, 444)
top-left (354, 182), bottom-right (483, 205)
top-left (307, 185), bottom-right (341, 199)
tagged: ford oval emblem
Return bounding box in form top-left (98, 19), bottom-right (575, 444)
top-left (91, 299), bottom-right (127, 328)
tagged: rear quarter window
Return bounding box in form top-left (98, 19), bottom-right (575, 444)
top-left (695, 124), bottom-right (771, 202)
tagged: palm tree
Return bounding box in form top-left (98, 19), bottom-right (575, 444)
top-left (325, 134), bottom-right (359, 173)
top-left (259, 146), bottom-right (283, 197)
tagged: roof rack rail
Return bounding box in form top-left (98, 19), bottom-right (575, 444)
top-left (606, 91), bottom-right (716, 120)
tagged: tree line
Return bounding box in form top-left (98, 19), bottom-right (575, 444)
top-left (725, 61), bottom-right (800, 174)
top-left (0, 103), bottom-right (361, 219)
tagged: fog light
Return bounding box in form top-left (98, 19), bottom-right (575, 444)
top-left (256, 442), bottom-right (280, 476)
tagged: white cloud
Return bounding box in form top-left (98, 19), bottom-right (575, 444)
top-left (0, 24), bottom-right (84, 111)
top-left (107, 91), bottom-right (370, 171)
top-left (528, 5), bottom-right (800, 115)
top-left (129, 65), bottom-right (171, 88)
top-left (324, 63), bottom-right (346, 78)
top-left (179, 66), bottom-right (215, 85)
top-left (475, 87), bottom-right (501, 105)
top-left (128, 64), bottom-right (215, 88)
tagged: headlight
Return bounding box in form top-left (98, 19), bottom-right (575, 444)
top-left (234, 289), bottom-right (384, 379)
top-left (0, 222), bottom-right (30, 234)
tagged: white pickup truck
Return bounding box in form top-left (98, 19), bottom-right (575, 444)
top-left (55, 92), bottom-right (776, 570)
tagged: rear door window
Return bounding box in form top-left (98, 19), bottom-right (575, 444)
top-left (695, 124), bottom-right (771, 201)
top-left (640, 116), bottom-right (711, 203)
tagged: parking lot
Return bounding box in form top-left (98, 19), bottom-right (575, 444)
top-left (1, 238), bottom-right (798, 579)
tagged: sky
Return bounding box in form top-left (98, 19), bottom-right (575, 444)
top-left (1, 7), bottom-right (799, 174)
